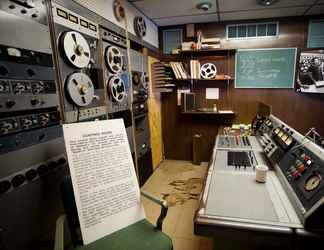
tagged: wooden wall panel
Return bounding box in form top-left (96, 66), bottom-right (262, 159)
top-left (148, 56), bottom-right (164, 169)
top-left (160, 17), bottom-right (324, 161)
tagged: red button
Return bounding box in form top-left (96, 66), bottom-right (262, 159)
top-left (292, 171), bottom-right (300, 179)
top-left (297, 164), bottom-right (305, 173)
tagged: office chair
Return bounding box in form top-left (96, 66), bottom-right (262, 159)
top-left (54, 176), bottom-right (173, 250)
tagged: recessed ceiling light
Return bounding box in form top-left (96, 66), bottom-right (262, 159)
top-left (196, 1), bottom-right (212, 11)
top-left (257, 0), bottom-right (279, 6)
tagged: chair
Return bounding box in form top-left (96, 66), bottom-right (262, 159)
top-left (54, 176), bottom-right (173, 250)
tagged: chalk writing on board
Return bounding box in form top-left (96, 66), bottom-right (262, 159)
top-left (235, 48), bottom-right (296, 88)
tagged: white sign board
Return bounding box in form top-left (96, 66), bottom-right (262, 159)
top-left (63, 119), bottom-right (145, 245)
top-left (206, 88), bottom-right (219, 100)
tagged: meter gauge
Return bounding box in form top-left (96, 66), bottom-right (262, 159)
top-left (282, 134), bottom-right (288, 141)
top-left (304, 173), bottom-right (322, 192)
top-left (285, 137), bottom-right (293, 146)
top-left (274, 128), bottom-right (280, 134)
top-left (278, 130), bottom-right (284, 138)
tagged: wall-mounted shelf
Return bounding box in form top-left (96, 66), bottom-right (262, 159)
top-left (181, 110), bottom-right (235, 116)
top-left (172, 78), bottom-right (234, 82)
top-left (179, 48), bottom-right (236, 56)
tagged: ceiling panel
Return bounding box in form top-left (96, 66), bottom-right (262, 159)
top-left (220, 6), bottom-right (308, 21)
top-left (154, 13), bottom-right (219, 26)
top-left (133, 0), bottom-right (217, 19)
top-left (306, 4), bottom-right (324, 15)
top-left (218, 0), bottom-right (316, 12)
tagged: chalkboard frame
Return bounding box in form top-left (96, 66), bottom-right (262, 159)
top-left (235, 48), bottom-right (297, 89)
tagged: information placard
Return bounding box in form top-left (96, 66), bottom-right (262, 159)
top-left (63, 119), bottom-right (145, 245)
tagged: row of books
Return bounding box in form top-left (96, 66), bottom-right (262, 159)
top-left (170, 60), bottom-right (203, 79)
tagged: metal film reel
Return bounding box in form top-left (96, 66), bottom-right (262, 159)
top-left (134, 16), bottom-right (147, 37)
top-left (113, 0), bottom-right (125, 22)
top-left (108, 76), bottom-right (127, 103)
top-left (65, 72), bottom-right (95, 107)
top-left (142, 72), bottom-right (149, 90)
top-left (200, 63), bottom-right (217, 79)
top-left (105, 46), bottom-right (124, 74)
top-left (61, 31), bottom-right (91, 68)
top-left (132, 71), bottom-right (141, 86)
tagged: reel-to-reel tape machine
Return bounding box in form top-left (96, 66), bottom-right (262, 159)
top-left (50, 2), bottom-right (106, 123)
top-left (101, 28), bottom-right (130, 113)
top-left (100, 26), bottom-right (134, 152)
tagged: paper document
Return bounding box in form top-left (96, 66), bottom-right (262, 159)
top-left (218, 110), bottom-right (234, 114)
top-left (63, 119), bottom-right (145, 245)
top-left (206, 88), bottom-right (219, 100)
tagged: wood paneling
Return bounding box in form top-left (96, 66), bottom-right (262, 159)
top-left (160, 17), bottom-right (324, 161)
top-left (147, 56), bottom-right (164, 169)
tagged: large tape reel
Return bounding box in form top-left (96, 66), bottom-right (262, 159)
top-left (113, 0), bottom-right (125, 22)
top-left (134, 16), bottom-right (146, 37)
top-left (200, 63), bottom-right (217, 79)
top-left (65, 72), bottom-right (94, 106)
top-left (108, 76), bottom-right (127, 103)
top-left (61, 31), bottom-right (91, 69)
top-left (105, 46), bottom-right (124, 74)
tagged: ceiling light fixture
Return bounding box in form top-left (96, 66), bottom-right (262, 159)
top-left (257, 0), bottom-right (279, 6)
top-left (196, 1), bottom-right (212, 11)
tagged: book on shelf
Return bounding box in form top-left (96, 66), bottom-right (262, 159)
top-left (170, 62), bottom-right (189, 79)
top-left (190, 60), bottom-right (201, 79)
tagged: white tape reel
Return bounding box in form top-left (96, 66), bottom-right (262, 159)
top-left (65, 72), bottom-right (94, 106)
top-left (105, 46), bottom-right (124, 74)
top-left (61, 31), bottom-right (91, 69)
top-left (108, 76), bottom-right (127, 103)
top-left (113, 0), bottom-right (125, 22)
top-left (134, 16), bottom-right (146, 37)
top-left (200, 63), bottom-right (217, 79)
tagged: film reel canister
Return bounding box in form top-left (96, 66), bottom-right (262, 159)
top-left (65, 72), bottom-right (95, 107)
top-left (134, 16), bottom-right (147, 37)
top-left (108, 76), bottom-right (127, 103)
top-left (60, 31), bottom-right (91, 69)
top-left (105, 46), bottom-right (124, 74)
top-left (200, 63), bottom-right (217, 79)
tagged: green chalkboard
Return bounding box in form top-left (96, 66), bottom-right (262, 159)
top-left (235, 48), bottom-right (297, 88)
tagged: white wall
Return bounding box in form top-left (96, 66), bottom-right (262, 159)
top-left (74, 0), bottom-right (158, 48)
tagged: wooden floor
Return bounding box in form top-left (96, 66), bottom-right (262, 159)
top-left (141, 160), bottom-right (214, 250)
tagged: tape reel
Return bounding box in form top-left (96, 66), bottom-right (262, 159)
top-left (200, 63), bottom-right (217, 79)
top-left (132, 71), bottom-right (141, 86)
top-left (134, 16), bottom-right (146, 37)
top-left (142, 72), bottom-right (149, 90)
top-left (65, 72), bottom-right (95, 106)
top-left (61, 31), bottom-right (91, 69)
top-left (108, 76), bottom-right (127, 103)
top-left (105, 46), bottom-right (124, 74)
top-left (113, 0), bottom-right (125, 22)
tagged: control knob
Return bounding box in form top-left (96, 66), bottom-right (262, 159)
top-left (5, 100), bottom-right (16, 108)
top-left (11, 174), bottom-right (26, 188)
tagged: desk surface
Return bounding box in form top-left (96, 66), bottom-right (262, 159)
top-left (196, 135), bottom-right (303, 233)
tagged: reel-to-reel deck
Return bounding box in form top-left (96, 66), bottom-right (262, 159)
top-left (100, 26), bottom-right (134, 152)
top-left (101, 26), bottom-right (131, 113)
top-left (50, 2), bottom-right (106, 123)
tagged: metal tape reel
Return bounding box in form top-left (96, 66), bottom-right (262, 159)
top-left (61, 31), bottom-right (91, 68)
top-left (113, 0), bottom-right (125, 22)
top-left (65, 72), bottom-right (94, 106)
top-left (105, 46), bottom-right (124, 74)
top-left (108, 76), bottom-right (127, 103)
top-left (200, 63), bottom-right (217, 79)
top-left (142, 72), bottom-right (149, 90)
top-left (134, 16), bottom-right (146, 37)
top-left (132, 71), bottom-right (141, 86)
